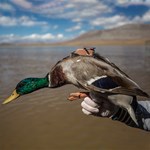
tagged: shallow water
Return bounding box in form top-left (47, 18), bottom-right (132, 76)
top-left (0, 45), bottom-right (150, 150)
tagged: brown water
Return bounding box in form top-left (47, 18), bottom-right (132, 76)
top-left (0, 45), bottom-right (150, 150)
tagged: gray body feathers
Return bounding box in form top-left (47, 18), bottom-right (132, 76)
top-left (56, 54), bottom-right (149, 125)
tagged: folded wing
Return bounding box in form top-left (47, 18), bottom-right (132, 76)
top-left (72, 56), bottom-right (149, 98)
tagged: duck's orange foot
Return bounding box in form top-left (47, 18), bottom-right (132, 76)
top-left (68, 92), bottom-right (89, 101)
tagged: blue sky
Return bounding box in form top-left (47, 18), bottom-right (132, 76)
top-left (0, 0), bottom-right (150, 43)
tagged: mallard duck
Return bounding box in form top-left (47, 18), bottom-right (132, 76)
top-left (3, 48), bottom-right (149, 125)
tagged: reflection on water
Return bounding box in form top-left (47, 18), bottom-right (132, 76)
top-left (0, 46), bottom-right (150, 150)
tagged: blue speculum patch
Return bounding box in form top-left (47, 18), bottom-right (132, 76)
top-left (92, 76), bottom-right (118, 89)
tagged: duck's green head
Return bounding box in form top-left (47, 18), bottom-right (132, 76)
top-left (3, 74), bottom-right (49, 104)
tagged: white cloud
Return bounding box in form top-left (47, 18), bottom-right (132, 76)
top-left (41, 24), bottom-right (59, 32)
top-left (141, 10), bottom-right (150, 22)
top-left (23, 33), bottom-right (55, 40)
top-left (91, 7), bottom-right (150, 29)
top-left (5, 0), bottom-right (150, 37)
top-left (0, 15), bottom-right (48, 27)
top-left (79, 30), bottom-right (86, 35)
top-left (131, 10), bottom-right (150, 23)
top-left (0, 34), bottom-right (19, 43)
top-left (73, 0), bottom-right (98, 3)
top-left (72, 18), bottom-right (82, 22)
top-left (11, 0), bottom-right (32, 9)
top-left (10, 0), bottom-right (113, 32)
top-left (90, 9), bottom-right (150, 29)
top-left (59, 1), bottom-right (112, 20)
top-left (91, 15), bottom-right (130, 29)
top-left (0, 16), bottom-right (17, 26)
top-left (0, 3), bottom-right (15, 12)
top-left (0, 33), bottom-right (64, 43)
top-left (19, 16), bottom-right (47, 26)
top-left (114, 0), bottom-right (150, 6)
top-left (11, 0), bottom-right (112, 22)
top-left (57, 34), bottom-right (64, 39)
top-left (66, 24), bottom-right (82, 32)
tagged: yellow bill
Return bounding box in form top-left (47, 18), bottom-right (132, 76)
top-left (3, 89), bottom-right (20, 104)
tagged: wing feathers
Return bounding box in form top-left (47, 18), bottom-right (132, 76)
top-left (77, 80), bottom-right (150, 98)
top-left (73, 56), bottom-right (149, 98)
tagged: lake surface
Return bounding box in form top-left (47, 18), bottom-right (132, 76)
top-left (0, 45), bottom-right (150, 150)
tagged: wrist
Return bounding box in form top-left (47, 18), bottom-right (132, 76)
top-left (111, 96), bottom-right (138, 128)
top-left (107, 105), bottom-right (119, 118)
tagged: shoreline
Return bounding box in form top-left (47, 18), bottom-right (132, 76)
top-left (0, 39), bottom-right (150, 47)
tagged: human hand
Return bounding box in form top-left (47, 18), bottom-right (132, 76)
top-left (81, 96), bottom-right (119, 118)
top-left (68, 92), bottom-right (118, 117)
top-left (69, 91), bottom-right (146, 130)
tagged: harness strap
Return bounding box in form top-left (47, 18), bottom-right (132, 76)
top-left (73, 47), bottom-right (95, 56)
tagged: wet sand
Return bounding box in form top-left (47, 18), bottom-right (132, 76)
top-left (0, 46), bottom-right (150, 150)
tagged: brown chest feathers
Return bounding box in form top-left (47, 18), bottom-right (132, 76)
top-left (50, 65), bottom-right (66, 87)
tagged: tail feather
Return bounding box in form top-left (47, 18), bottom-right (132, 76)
top-left (77, 81), bottom-right (149, 98)
top-left (112, 87), bottom-right (150, 98)
top-left (135, 88), bottom-right (150, 98)
top-left (126, 105), bottom-right (138, 126)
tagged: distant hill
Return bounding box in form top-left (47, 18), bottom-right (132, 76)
top-left (63, 24), bottom-right (150, 46)
top-left (2, 24), bottom-right (150, 47)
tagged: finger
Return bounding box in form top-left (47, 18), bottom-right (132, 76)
top-left (79, 93), bottom-right (88, 98)
top-left (68, 92), bottom-right (88, 101)
top-left (68, 92), bottom-right (81, 101)
top-left (84, 97), bottom-right (99, 108)
top-left (82, 108), bottom-right (92, 115)
top-left (70, 92), bottom-right (88, 98)
top-left (70, 92), bottom-right (81, 97)
top-left (81, 101), bottom-right (99, 113)
top-left (67, 96), bottom-right (78, 101)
